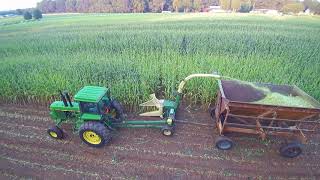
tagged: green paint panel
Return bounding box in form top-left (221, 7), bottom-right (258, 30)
top-left (80, 113), bottom-right (102, 121)
top-left (119, 120), bottom-right (166, 125)
top-left (114, 124), bottom-right (164, 128)
top-left (164, 100), bottom-right (177, 109)
top-left (74, 86), bottom-right (108, 103)
top-left (50, 101), bottom-right (80, 111)
top-left (112, 119), bottom-right (171, 128)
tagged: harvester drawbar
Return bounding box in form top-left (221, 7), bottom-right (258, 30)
top-left (48, 72), bottom-right (320, 158)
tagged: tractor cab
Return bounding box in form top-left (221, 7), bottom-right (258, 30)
top-left (74, 86), bottom-right (122, 121)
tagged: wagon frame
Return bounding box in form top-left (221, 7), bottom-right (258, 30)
top-left (213, 79), bottom-right (320, 157)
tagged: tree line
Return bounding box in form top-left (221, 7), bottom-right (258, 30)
top-left (23, 9), bottom-right (43, 20)
top-left (37, 0), bottom-right (217, 13)
top-left (35, 0), bottom-right (320, 14)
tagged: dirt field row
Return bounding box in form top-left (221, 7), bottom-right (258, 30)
top-left (0, 104), bottom-right (319, 179)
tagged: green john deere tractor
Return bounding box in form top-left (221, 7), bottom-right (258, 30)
top-left (47, 73), bottom-right (221, 147)
top-left (48, 86), bottom-right (177, 147)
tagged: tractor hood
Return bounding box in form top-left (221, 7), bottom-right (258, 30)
top-left (50, 101), bottom-right (80, 112)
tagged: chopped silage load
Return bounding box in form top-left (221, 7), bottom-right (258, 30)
top-left (255, 92), bottom-right (314, 108)
top-left (234, 80), bottom-right (314, 108)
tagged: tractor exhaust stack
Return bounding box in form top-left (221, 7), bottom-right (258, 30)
top-left (59, 90), bottom-right (68, 107)
top-left (64, 91), bottom-right (73, 107)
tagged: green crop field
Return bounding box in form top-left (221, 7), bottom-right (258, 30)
top-left (0, 13), bottom-right (320, 110)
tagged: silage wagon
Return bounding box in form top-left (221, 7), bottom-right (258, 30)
top-left (212, 79), bottom-right (320, 158)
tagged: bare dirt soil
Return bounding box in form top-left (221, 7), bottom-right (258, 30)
top-left (0, 104), bottom-right (319, 179)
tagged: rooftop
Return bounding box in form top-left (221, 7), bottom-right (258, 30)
top-left (74, 86), bottom-right (108, 103)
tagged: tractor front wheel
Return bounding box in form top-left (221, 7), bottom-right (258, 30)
top-left (47, 126), bottom-right (64, 139)
top-left (79, 121), bottom-right (111, 148)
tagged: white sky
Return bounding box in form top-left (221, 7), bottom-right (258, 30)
top-left (0, 0), bottom-right (42, 11)
top-left (0, 0), bottom-right (319, 11)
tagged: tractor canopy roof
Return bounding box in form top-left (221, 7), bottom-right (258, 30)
top-left (74, 86), bottom-right (108, 103)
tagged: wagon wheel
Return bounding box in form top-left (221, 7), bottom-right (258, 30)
top-left (280, 142), bottom-right (303, 158)
top-left (210, 106), bottom-right (215, 120)
top-left (161, 125), bottom-right (175, 136)
top-left (47, 126), bottom-right (64, 139)
top-left (215, 136), bottom-right (233, 150)
top-left (79, 121), bottom-right (112, 148)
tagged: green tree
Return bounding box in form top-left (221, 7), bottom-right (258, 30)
top-left (239, 2), bottom-right (252, 12)
top-left (16, 9), bottom-right (24, 15)
top-left (23, 11), bottom-right (32, 20)
top-left (33, 9), bottom-right (43, 19)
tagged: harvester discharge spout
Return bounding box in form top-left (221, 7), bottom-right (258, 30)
top-left (177, 73), bottom-right (221, 94)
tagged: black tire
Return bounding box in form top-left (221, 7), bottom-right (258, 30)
top-left (110, 100), bottom-right (125, 120)
top-left (215, 136), bottom-right (233, 150)
top-left (161, 125), bottom-right (175, 136)
top-left (47, 126), bottom-right (63, 139)
top-left (210, 106), bottom-right (215, 120)
top-left (79, 121), bottom-right (111, 148)
top-left (280, 142), bottom-right (303, 158)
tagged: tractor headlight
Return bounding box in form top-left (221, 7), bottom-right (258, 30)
top-left (166, 118), bottom-right (173, 125)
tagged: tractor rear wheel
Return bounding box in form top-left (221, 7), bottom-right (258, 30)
top-left (47, 126), bottom-right (63, 139)
top-left (110, 100), bottom-right (125, 120)
top-left (79, 121), bottom-right (111, 148)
